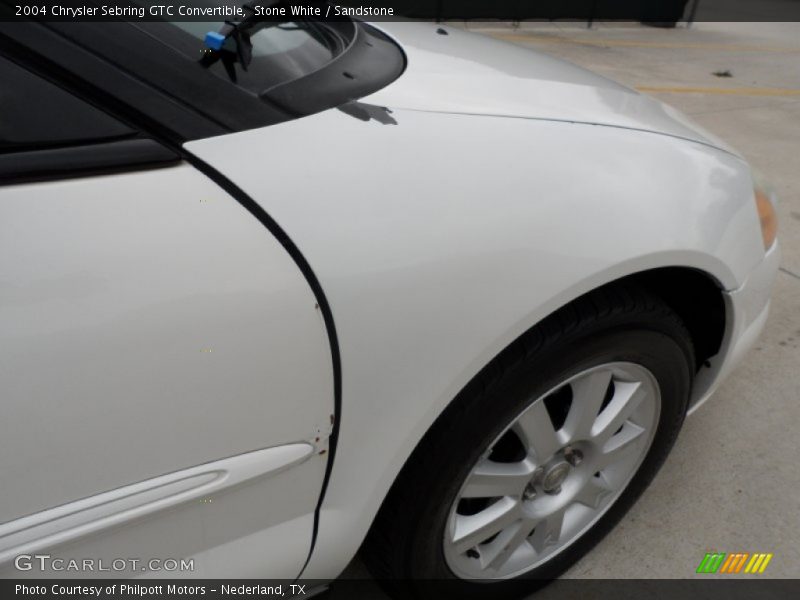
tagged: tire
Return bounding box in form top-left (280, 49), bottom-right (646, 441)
top-left (362, 284), bottom-right (694, 599)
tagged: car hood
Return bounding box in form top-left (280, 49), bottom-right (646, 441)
top-left (363, 22), bottom-right (738, 156)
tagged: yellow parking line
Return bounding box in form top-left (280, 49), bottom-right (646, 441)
top-left (492, 33), bottom-right (800, 53)
top-left (637, 86), bottom-right (800, 96)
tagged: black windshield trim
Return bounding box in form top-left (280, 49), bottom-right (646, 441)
top-left (263, 22), bottom-right (405, 117)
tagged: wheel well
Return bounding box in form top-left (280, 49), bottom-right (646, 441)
top-left (362, 271), bottom-right (719, 575)
top-left (610, 267), bottom-right (726, 371)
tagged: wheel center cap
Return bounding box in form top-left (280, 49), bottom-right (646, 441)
top-left (541, 461), bottom-right (571, 494)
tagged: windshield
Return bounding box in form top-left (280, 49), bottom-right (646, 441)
top-left (1, 4), bottom-right (404, 140)
top-left (134, 2), bottom-right (349, 94)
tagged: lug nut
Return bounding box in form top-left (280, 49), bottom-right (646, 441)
top-left (565, 446), bottom-right (583, 467)
top-left (523, 483), bottom-right (537, 500)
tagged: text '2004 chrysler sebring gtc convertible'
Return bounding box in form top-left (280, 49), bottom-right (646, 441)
top-left (0, 3), bottom-right (779, 598)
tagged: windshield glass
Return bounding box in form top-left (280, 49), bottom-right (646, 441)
top-left (134, 2), bottom-right (347, 94)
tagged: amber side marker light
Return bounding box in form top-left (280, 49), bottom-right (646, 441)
top-left (755, 188), bottom-right (778, 250)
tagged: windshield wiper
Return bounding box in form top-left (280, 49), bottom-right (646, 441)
top-left (199, 0), bottom-right (284, 82)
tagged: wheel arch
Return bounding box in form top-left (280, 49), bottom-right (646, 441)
top-left (361, 265), bottom-right (723, 579)
top-left (453, 264), bottom-right (728, 422)
top-left (361, 264), bottom-right (727, 548)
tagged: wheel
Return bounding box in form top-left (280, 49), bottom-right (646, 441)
top-left (362, 285), bottom-right (694, 598)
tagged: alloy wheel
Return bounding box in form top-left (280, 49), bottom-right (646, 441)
top-left (443, 362), bottom-right (660, 579)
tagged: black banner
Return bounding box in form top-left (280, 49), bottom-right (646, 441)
top-left (3, 579), bottom-right (800, 600)
top-left (2, 0), bottom-right (800, 23)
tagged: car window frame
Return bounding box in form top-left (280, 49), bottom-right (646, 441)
top-left (0, 51), bottom-right (179, 184)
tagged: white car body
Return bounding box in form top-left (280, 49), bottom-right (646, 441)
top-left (0, 22), bottom-right (778, 580)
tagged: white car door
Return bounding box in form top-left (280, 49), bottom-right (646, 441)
top-left (0, 56), bottom-right (334, 578)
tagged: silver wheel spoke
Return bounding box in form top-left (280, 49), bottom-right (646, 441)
top-left (594, 421), bottom-right (646, 472)
top-left (460, 459), bottom-right (536, 498)
top-left (514, 400), bottom-right (560, 463)
top-left (574, 474), bottom-right (614, 509)
top-left (562, 370), bottom-right (613, 441)
top-left (480, 519), bottom-right (535, 570)
top-left (591, 380), bottom-right (646, 445)
top-left (452, 497), bottom-right (520, 554)
top-left (530, 508), bottom-right (566, 554)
